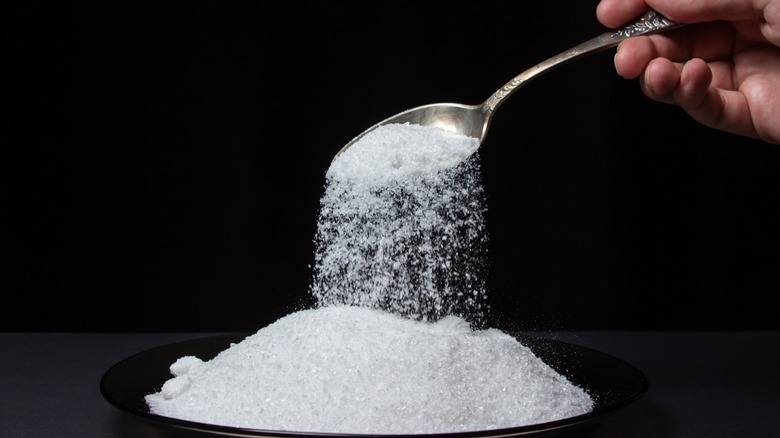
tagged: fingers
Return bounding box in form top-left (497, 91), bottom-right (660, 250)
top-left (613, 22), bottom-right (738, 79)
top-left (641, 58), bottom-right (757, 139)
top-left (680, 64), bottom-right (755, 140)
top-left (597, 0), bottom-right (761, 26)
top-left (653, 58), bottom-right (712, 107)
top-left (614, 37), bottom-right (657, 79)
top-left (639, 58), bottom-right (681, 103)
top-left (643, 0), bottom-right (761, 22)
top-left (596, 0), bottom-right (778, 142)
top-left (597, 0), bottom-right (647, 28)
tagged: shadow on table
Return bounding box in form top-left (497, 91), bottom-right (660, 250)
top-left (110, 400), bottom-right (673, 438)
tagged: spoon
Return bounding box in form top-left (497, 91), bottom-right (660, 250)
top-left (335, 10), bottom-right (683, 159)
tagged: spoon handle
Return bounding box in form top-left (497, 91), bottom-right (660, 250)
top-left (483, 10), bottom-right (684, 112)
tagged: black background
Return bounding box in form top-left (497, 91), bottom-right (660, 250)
top-left (5, 1), bottom-right (779, 332)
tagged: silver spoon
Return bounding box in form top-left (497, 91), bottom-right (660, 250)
top-left (335, 10), bottom-right (683, 159)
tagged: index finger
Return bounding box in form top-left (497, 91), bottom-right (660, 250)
top-left (597, 0), bottom-right (762, 28)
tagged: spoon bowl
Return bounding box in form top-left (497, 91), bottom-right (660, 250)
top-left (345, 103), bottom-right (490, 151)
top-left (335, 10), bottom-right (683, 159)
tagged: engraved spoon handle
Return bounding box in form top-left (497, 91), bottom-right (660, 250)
top-left (483, 10), bottom-right (684, 112)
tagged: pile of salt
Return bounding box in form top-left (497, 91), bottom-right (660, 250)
top-left (146, 306), bottom-right (594, 434)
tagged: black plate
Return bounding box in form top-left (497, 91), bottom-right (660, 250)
top-left (101, 333), bottom-right (647, 437)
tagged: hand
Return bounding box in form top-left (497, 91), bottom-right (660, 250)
top-left (597, 0), bottom-right (780, 144)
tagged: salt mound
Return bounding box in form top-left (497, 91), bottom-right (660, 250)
top-left (146, 306), bottom-right (593, 434)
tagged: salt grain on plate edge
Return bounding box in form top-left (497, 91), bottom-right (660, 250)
top-left (146, 306), bottom-right (594, 434)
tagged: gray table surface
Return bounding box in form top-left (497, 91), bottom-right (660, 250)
top-left (2, 331), bottom-right (778, 438)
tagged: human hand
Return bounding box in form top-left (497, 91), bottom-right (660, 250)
top-left (597, 0), bottom-right (780, 144)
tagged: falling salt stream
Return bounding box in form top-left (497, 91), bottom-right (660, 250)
top-left (311, 123), bottom-right (489, 324)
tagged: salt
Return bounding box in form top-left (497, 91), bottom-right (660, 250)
top-left (327, 123), bottom-right (480, 185)
top-left (146, 122), bottom-right (595, 432)
top-left (146, 306), bottom-right (594, 434)
top-left (311, 123), bottom-right (489, 323)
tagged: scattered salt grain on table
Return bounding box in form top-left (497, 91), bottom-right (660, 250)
top-left (146, 306), bottom-right (594, 434)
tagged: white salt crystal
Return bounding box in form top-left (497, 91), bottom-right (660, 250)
top-left (146, 306), bottom-right (594, 434)
top-left (170, 356), bottom-right (204, 376)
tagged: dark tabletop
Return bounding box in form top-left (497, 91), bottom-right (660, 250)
top-left (2, 331), bottom-right (778, 438)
